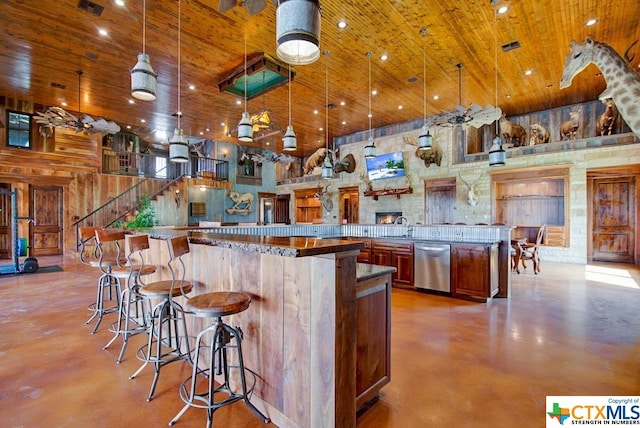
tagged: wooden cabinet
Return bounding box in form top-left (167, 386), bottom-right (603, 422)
top-left (355, 265), bottom-right (392, 411)
top-left (451, 243), bottom-right (499, 302)
top-left (371, 239), bottom-right (414, 288)
top-left (347, 237), bottom-right (372, 263)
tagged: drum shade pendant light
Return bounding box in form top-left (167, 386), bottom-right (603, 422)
top-left (169, 0), bottom-right (188, 163)
top-left (418, 28), bottom-right (433, 150)
top-left (276, 0), bottom-right (321, 65)
top-left (282, 66), bottom-right (297, 151)
top-left (131, 0), bottom-right (157, 101)
top-left (489, 1), bottom-right (506, 167)
top-left (363, 52), bottom-right (376, 159)
top-left (321, 51), bottom-right (333, 179)
top-left (237, 9), bottom-right (253, 142)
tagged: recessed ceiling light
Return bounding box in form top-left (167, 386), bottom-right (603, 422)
top-left (337, 20), bottom-right (347, 29)
top-left (114, 0), bottom-right (125, 6)
top-left (128, 99), bottom-right (135, 104)
top-left (126, 125), bottom-right (131, 129)
top-left (381, 54), bottom-right (388, 61)
top-left (313, 109), bottom-right (319, 114)
top-left (433, 95), bottom-right (439, 100)
top-left (98, 28), bottom-right (108, 37)
top-left (199, 131), bottom-right (203, 135)
top-left (219, 123), bottom-right (224, 127)
top-left (372, 89), bottom-right (377, 95)
top-left (506, 94), bottom-right (511, 98)
top-left (319, 127), bottom-right (323, 131)
top-left (524, 69), bottom-right (533, 76)
top-left (236, 99), bottom-right (242, 105)
top-left (368, 113), bottom-right (372, 118)
top-left (61, 101), bottom-right (67, 106)
top-left (397, 105), bottom-right (403, 110)
top-left (188, 84), bottom-right (195, 90)
top-left (140, 119), bottom-right (146, 123)
top-left (340, 100), bottom-right (346, 106)
top-left (498, 6), bottom-right (508, 14)
top-left (586, 18), bottom-right (597, 26)
top-left (341, 120), bottom-right (346, 125)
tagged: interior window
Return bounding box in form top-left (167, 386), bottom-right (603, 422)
top-left (7, 111), bottom-right (32, 148)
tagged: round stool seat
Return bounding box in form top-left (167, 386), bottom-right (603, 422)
top-left (111, 264), bottom-right (157, 279)
top-left (139, 280), bottom-right (192, 298)
top-left (186, 291), bottom-right (251, 318)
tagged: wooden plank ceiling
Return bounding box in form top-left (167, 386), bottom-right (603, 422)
top-left (0, 0), bottom-right (639, 157)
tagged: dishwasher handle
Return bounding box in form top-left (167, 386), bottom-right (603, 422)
top-left (415, 244), bottom-right (450, 254)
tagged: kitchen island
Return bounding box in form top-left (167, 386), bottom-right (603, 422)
top-left (142, 229), bottom-right (393, 428)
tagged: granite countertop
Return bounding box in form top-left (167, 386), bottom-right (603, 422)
top-left (356, 263), bottom-right (396, 281)
top-left (145, 228), bottom-right (364, 258)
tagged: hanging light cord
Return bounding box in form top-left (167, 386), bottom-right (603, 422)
top-left (142, 0), bottom-right (146, 54)
top-left (422, 28), bottom-right (427, 124)
top-left (177, 0), bottom-right (181, 129)
top-left (367, 51), bottom-right (372, 138)
top-left (244, 10), bottom-right (248, 113)
top-left (494, 7), bottom-right (499, 136)
top-left (288, 67), bottom-right (292, 125)
top-left (325, 51), bottom-right (329, 151)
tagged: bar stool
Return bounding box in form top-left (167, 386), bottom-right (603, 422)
top-left (169, 292), bottom-right (270, 427)
top-left (130, 235), bottom-right (193, 401)
top-left (81, 227), bottom-right (125, 334)
top-left (102, 233), bottom-right (157, 363)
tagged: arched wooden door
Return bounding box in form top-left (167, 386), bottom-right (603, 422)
top-left (30, 185), bottom-right (63, 256)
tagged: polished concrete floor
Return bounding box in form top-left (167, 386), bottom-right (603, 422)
top-left (1, 256), bottom-right (639, 427)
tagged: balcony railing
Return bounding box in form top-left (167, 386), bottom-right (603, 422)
top-left (102, 149), bottom-right (229, 181)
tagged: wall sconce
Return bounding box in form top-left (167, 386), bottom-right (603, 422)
top-left (200, 185), bottom-right (207, 192)
top-left (174, 189), bottom-right (181, 208)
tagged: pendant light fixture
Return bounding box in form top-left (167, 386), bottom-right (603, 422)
top-left (418, 28), bottom-right (433, 150)
top-left (131, 0), bottom-right (157, 101)
top-left (237, 8), bottom-right (253, 142)
top-left (169, 0), bottom-right (188, 163)
top-left (321, 50), bottom-right (333, 179)
top-left (275, 0), bottom-right (321, 65)
top-left (282, 65), bottom-right (297, 151)
top-left (489, 1), bottom-right (506, 167)
top-left (363, 51), bottom-right (376, 159)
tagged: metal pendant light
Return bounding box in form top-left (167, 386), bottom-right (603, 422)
top-left (282, 65), bottom-right (297, 151)
top-left (237, 9), bottom-right (253, 142)
top-left (276, 0), bottom-right (321, 65)
top-left (418, 28), bottom-right (433, 150)
top-left (169, 0), bottom-right (188, 163)
top-left (131, 0), bottom-right (157, 101)
top-left (321, 50), bottom-right (333, 179)
top-left (363, 51), bottom-right (376, 159)
top-left (489, 1), bottom-right (506, 167)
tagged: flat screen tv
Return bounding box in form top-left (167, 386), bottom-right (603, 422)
top-left (366, 151), bottom-right (406, 181)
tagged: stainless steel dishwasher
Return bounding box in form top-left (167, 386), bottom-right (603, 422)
top-left (414, 242), bottom-right (451, 292)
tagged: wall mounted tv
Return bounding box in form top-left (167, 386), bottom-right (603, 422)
top-left (366, 151), bottom-right (406, 181)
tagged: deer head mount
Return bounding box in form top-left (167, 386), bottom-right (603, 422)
top-left (403, 134), bottom-right (442, 167)
top-left (458, 171), bottom-right (483, 206)
top-left (314, 184), bottom-right (333, 212)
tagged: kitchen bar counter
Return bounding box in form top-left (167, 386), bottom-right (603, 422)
top-left (143, 229), bottom-right (368, 428)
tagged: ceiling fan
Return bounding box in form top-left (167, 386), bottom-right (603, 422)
top-left (35, 71), bottom-right (120, 135)
top-left (430, 63), bottom-right (501, 130)
top-left (218, 0), bottom-right (275, 16)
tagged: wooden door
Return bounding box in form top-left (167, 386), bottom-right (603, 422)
top-left (592, 177), bottom-right (636, 263)
top-left (30, 185), bottom-right (63, 256)
top-left (425, 178), bottom-right (456, 224)
top-left (0, 183), bottom-right (11, 259)
top-left (339, 186), bottom-right (359, 224)
top-left (274, 194), bottom-right (290, 224)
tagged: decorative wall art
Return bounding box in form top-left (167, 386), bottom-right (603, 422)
top-left (226, 191), bottom-right (254, 215)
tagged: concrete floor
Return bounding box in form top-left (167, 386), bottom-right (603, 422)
top-left (1, 256), bottom-right (639, 427)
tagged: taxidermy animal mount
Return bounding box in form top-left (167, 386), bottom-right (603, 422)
top-left (560, 37), bottom-right (640, 139)
top-left (458, 171), bottom-right (483, 206)
top-left (303, 148), bottom-right (357, 175)
top-left (403, 134), bottom-right (442, 167)
top-left (315, 184), bottom-right (333, 211)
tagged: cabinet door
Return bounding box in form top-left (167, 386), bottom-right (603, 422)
top-left (357, 250), bottom-right (371, 263)
top-left (451, 244), bottom-right (488, 298)
top-left (372, 249), bottom-right (392, 266)
top-left (392, 251), bottom-right (414, 287)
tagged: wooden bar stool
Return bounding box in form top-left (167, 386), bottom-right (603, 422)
top-left (130, 235), bottom-right (193, 401)
top-left (102, 233), bottom-right (157, 363)
top-left (169, 291), bottom-right (270, 427)
top-left (82, 227), bottom-right (126, 334)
